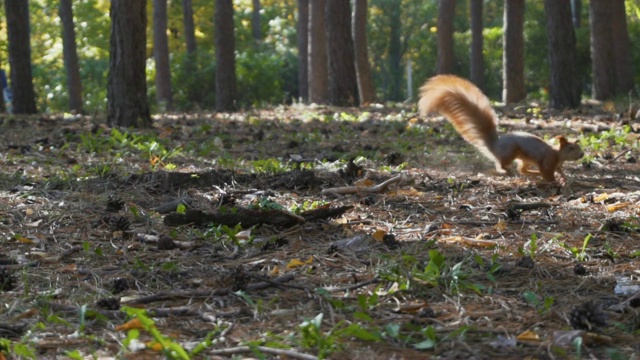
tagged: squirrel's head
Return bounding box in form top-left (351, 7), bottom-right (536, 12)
top-left (556, 136), bottom-right (583, 161)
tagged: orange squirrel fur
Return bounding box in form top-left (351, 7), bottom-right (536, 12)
top-left (418, 75), bottom-right (583, 184)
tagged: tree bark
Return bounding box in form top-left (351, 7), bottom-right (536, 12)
top-left (469, 0), bottom-right (485, 90)
top-left (436, 0), bottom-right (456, 74)
top-left (107, 0), bottom-right (151, 127)
top-left (308, 0), bottom-right (328, 104)
top-left (59, 0), bottom-right (83, 113)
top-left (544, 0), bottom-right (579, 109)
top-left (502, 0), bottom-right (526, 103)
top-left (589, 1), bottom-right (615, 100)
top-left (297, 0), bottom-right (309, 102)
top-left (182, 0), bottom-right (199, 106)
top-left (215, 0), bottom-right (237, 111)
top-left (252, 0), bottom-right (262, 41)
top-left (325, 0), bottom-right (358, 106)
top-left (153, 0), bottom-right (173, 110)
top-left (352, 0), bottom-right (375, 104)
top-left (385, 0), bottom-right (402, 101)
top-left (182, 0), bottom-right (197, 54)
top-left (611, 0), bottom-right (633, 94)
top-left (5, 0), bottom-right (38, 114)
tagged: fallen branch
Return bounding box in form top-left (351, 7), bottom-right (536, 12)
top-left (123, 273), bottom-right (295, 305)
top-left (321, 174), bottom-right (403, 195)
top-left (322, 275), bottom-right (380, 293)
top-left (209, 345), bottom-right (318, 360)
top-left (609, 148), bottom-right (632, 163)
top-left (164, 208), bottom-right (305, 228)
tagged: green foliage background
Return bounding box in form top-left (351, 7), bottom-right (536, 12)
top-left (1, 0), bottom-right (639, 113)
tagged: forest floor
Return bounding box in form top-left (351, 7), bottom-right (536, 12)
top-left (0, 102), bottom-right (639, 360)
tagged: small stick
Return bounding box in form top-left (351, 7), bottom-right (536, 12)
top-left (321, 174), bottom-right (403, 195)
top-left (209, 345), bottom-right (318, 360)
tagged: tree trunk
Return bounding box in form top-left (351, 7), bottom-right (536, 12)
top-left (325, 0), bottom-right (358, 106)
top-left (153, 0), bottom-right (173, 110)
top-left (252, 0), bottom-right (262, 41)
top-left (0, 69), bottom-right (5, 113)
top-left (5, 0), bottom-right (37, 114)
top-left (469, 0), bottom-right (485, 90)
top-left (297, 0), bottom-right (309, 102)
top-left (436, 0), bottom-right (456, 74)
top-left (215, 0), bottom-right (237, 111)
top-left (182, 0), bottom-right (197, 54)
top-left (611, 0), bottom-right (633, 94)
top-left (59, 0), bottom-right (83, 113)
top-left (352, 0), bottom-right (375, 104)
top-left (308, 0), bottom-right (328, 104)
top-left (589, 1), bottom-right (615, 100)
top-left (386, 0), bottom-right (402, 101)
top-left (107, 0), bottom-right (151, 127)
top-left (544, 0), bottom-right (579, 109)
top-left (182, 0), bottom-right (199, 106)
top-left (502, 0), bottom-right (526, 103)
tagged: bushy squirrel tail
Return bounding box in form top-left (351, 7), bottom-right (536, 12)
top-left (418, 75), bottom-right (500, 161)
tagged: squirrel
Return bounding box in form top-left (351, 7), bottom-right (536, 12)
top-left (418, 75), bottom-right (583, 184)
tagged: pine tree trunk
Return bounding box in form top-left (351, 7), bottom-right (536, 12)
top-left (5, 0), bottom-right (37, 114)
top-left (611, 0), bottom-right (633, 94)
top-left (544, 0), bottom-right (579, 109)
top-left (589, 1), bottom-right (615, 100)
top-left (308, 0), bottom-right (328, 104)
top-left (182, 0), bottom-right (199, 106)
top-left (107, 0), bottom-right (151, 127)
top-left (469, 0), bottom-right (485, 90)
top-left (326, 0), bottom-right (358, 106)
top-left (352, 0), bottom-right (375, 104)
top-left (59, 0), bottom-right (83, 113)
top-left (153, 0), bottom-right (173, 110)
top-left (182, 0), bottom-right (197, 54)
top-left (386, 0), bottom-right (402, 101)
top-left (502, 0), bottom-right (526, 103)
top-left (215, 0), bottom-right (237, 111)
top-left (297, 0), bottom-right (309, 102)
top-left (436, 0), bottom-right (456, 74)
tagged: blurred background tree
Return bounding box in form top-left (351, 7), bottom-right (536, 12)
top-left (2, 0), bottom-right (639, 114)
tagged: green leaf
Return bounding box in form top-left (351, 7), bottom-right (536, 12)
top-left (353, 311), bottom-right (373, 322)
top-left (176, 203), bottom-right (186, 214)
top-left (414, 338), bottom-right (436, 350)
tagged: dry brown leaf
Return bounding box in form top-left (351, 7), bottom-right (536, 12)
top-left (286, 256), bottom-right (313, 269)
top-left (494, 218), bottom-right (507, 232)
top-left (439, 236), bottom-right (497, 248)
top-left (15, 235), bottom-right (34, 244)
top-left (393, 300), bottom-right (429, 314)
top-left (372, 229), bottom-right (387, 241)
top-left (440, 223), bottom-right (452, 236)
top-left (59, 263), bottom-right (78, 273)
top-left (607, 202), bottom-right (631, 212)
top-left (115, 318), bottom-right (145, 332)
top-left (354, 178), bottom-right (375, 187)
top-left (593, 193), bottom-right (609, 203)
top-left (145, 341), bottom-right (164, 351)
top-left (516, 330), bottom-right (540, 341)
top-left (11, 308), bottom-right (39, 321)
top-left (396, 188), bottom-right (424, 197)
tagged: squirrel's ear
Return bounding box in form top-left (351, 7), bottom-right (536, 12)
top-left (555, 136), bottom-right (568, 145)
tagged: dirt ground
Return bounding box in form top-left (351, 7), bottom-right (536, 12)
top-left (0, 104), bottom-right (639, 359)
